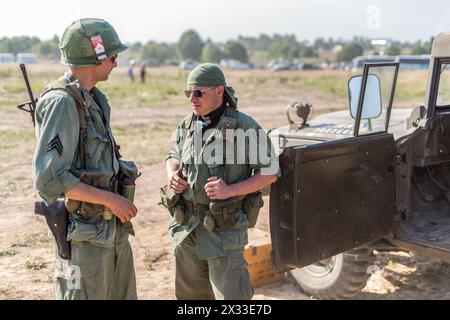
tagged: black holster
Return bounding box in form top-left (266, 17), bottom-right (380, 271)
top-left (35, 200), bottom-right (71, 260)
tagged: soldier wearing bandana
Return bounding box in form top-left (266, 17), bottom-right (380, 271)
top-left (164, 63), bottom-right (280, 300)
top-left (32, 18), bottom-right (138, 300)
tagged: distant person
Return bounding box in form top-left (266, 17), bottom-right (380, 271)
top-left (128, 60), bottom-right (135, 82)
top-left (32, 18), bottom-right (138, 300)
top-left (162, 63), bottom-right (279, 299)
top-left (140, 63), bottom-right (147, 84)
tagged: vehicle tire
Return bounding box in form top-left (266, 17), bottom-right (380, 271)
top-left (288, 248), bottom-right (375, 299)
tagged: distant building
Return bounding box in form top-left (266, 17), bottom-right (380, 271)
top-left (351, 55), bottom-right (396, 71)
top-left (351, 54), bottom-right (431, 71)
top-left (0, 53), bottom-right (14, 64)
top-left (17, 53), bottom-right (38, 64)
top-left (395, 55), bottom-right (430, 70)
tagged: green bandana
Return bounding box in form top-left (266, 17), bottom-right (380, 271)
top-left (187, 63), bottom-right (238, 108)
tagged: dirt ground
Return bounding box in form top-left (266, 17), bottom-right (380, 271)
top-left (0, 66), bottom-right (449, 300)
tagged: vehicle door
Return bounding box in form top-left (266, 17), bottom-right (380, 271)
top-left (270, 63), bottom-right (400, 271)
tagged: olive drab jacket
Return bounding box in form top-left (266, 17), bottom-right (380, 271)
top-left (32, 73), bottom-right (130, 248)
top-left (166, 107), bottom-right (280, 259)
top-left (33, 72), bottom-right (119, 205)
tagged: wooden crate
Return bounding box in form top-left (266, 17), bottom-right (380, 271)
top-left (244, 229), bottom-right (284, 288)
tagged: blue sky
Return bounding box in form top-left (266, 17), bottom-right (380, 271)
top-left (1, 0), bottom-right (448, 43)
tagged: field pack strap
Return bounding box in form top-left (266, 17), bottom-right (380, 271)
top-left (40, 79), bottom-right (89, 169)
top-left (177, 112), bottom-right (195, 175)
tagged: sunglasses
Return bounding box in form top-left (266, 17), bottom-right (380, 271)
top-left (184, 87), bottom-right (214, 98)
top-left (109, 55), bottom-right (118, 64)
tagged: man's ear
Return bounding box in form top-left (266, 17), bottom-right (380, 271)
top-left (216, 85), bottom-right (225, 96)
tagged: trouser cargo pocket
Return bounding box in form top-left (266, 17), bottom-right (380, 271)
top-left (55, 258), bottom-right (103, 300)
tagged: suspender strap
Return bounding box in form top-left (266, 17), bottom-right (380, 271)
top-left (40, 79), bottom-right (89, 169)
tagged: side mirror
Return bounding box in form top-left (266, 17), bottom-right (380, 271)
top-left (348, 74), bottom-right (382, 120)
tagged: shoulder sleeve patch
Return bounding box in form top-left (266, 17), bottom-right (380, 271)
top-left (46, 134), bottom-right (64, 156)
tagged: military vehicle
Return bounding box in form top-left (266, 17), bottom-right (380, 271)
top-left (268, 32), bottom-right (450, 299)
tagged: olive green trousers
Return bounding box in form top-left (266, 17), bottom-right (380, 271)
top-left (54, 218), bottom-right (137, 300)
top-left (175, 232), bottom-right (254, 300)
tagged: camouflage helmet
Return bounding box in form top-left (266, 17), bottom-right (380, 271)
top-left (60, 18), bottom-right (128, 67)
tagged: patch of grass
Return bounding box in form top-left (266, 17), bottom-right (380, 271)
top-left (31, 278), bottom-right (46, 284)
top-left (238, 76), bottom-right (267, 85)
top-left (0, 66), bottom-right (429, 114)
top-left (144, 250), bottom-right (155, 271)
top-left (110, 124), bottom-right (126, 134)
top-left (0, 98), bottom-right (22, 108)
top-left (0, 129), bottom-right (35, 166)
top-left (395, 75), bottom-right (428, 102)
top-left (25, 258), bottom-right (47, 270)
top-left (288, 73), bottom-right (351, 98)
top-left (0, 287), bottom-right (10, 295)
top-left (0, 68), bottom-right (13, 78)
top-left (0, 130), bottom-right (35, 147)
top-left (144, 250), bottom-right (168, 272)
top-left (2, 82), bottom-right (26, 94)
top-left (277, 77), bottom-right (289, 84)
top-left (238, 70), bottom-right (351, 99)
top-left (114, 123), bottom-right (175, 166)
top-left (0, 248), bottom-right (17, 257)
top-left (97, 71), bottom-right (186, 109)
top-left (12, 233), bottom-right (48, 248)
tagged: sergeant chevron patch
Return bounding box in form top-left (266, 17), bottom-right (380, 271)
top-left (46, 135), bottom-right (63, 156)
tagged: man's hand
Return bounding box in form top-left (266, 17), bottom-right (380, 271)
top-left (204, 176), bottom-right (234, 200)
top-left (105, 193), bottom-right (138, 223)
top-left (204, 173), bottom-right (277, 200)
top-left (66, 182), bottom-right (138, 224)
top-left (168, 170), bottom-right (188, 194)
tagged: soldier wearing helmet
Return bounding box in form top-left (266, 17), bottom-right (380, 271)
top-left (32, 18), bottom-right (138, 299)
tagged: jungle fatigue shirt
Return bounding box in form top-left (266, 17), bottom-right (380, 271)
top-left (33, 72), bottom-right (122, 248)
top-left (166, 106), bottom-right (279, 259)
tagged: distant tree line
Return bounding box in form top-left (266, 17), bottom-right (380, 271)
top-left (0, 35), bottom-right (60, 60)
top-left (0, 31), bottom-right (435, 64)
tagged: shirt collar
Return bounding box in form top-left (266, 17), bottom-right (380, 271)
top-left (200, 100), bottom-right (227, 125)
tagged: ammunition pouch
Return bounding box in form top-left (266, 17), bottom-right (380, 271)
top-left (159, 184), bottom-right (180, 214)
top-left (66, 171), bottom-right (115, 219)
top-left (159, 185), bottom-right (186, 224)
top-left (243, 191), bottom-right (264, 228)
top-left (80, 171), bottom-right (113, 219)
top-left (182, 198), bottom-right (244, 232)
top-left (209, 198), bottom-right (243, 232)
top-left (184, 201), bottom-right (209, 216)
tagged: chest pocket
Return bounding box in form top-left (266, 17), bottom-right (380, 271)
top-left (180, 131), bottom-right (195, 166)
top-left (85, 127), bottom-right (109, 169)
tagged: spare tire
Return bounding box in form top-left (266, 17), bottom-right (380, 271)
top-left (288, 248), bottom-right (375, 299)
